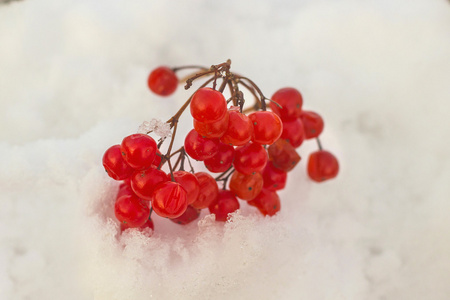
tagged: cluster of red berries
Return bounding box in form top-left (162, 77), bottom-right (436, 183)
top-left (103, 61), bottom-right (339, 233)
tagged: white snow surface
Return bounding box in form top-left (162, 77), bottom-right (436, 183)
top-left (1, 0), bottom-right (450, 299)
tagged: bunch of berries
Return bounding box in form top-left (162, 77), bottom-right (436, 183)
top-left (102, 60), bottom-right (339, 232)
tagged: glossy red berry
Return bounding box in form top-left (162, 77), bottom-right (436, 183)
top-left (233, 142), bottom-right (268, 175)
top-left (170, 205), bottom-right (201, 225)
top-left (248, 111), bottom-right (283, 145)
top-left (300, 111), bottom-right (324, 139)
top-left (151, 181), bottom-right (188, 218)
top-left (147, 66), bottom-right (178, 96)
top-left (172, 171), bottom-right (200, 205)
top-left (190, 87), bottom-right (227, 123)
top-left (307, 150), bottom-right (339, 182)
top-left (220, 110), bottom-right (253, 146)
top-left (208, 190), bottom-right (240, 222)
top-left (115, 194), bottom-right (150, 228)
top-left (103, 145), bottom-right (134, 180)
top-left (268, 139), bottom-right (301, 172)
top-left (117, 182), bottom-right (134, 199)
top-left (184, 129), bottom-right (220, 161)
top-left (280, 118), bottom-right (306, 148)
top-left (262, 161), bottom-right (287, 191)
top-left (130, 167), bottom-right (168, 201)
top-left (191, 172), bottom-right (219, 209)
top-left (121, 218), bottom-right (154, 233)
top-left (193, 110), bottom-right (229, 138)
top-left (152, 148), bottom-right (163, 168)
top-left (270, 87), bottom-right (303, 120)
top-left (248, 188), bottom-right (280, 216)
top-left (229, 171), bottom-right (263, 201)
top-left (121, 134), bottom-right (157, 170)
top-left (204, 142), bottom-right (235, 173)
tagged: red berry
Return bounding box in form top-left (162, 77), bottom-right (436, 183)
top-left (193, 110), bottom-right (229, 138)
top-left (280, 118), bottom-right (306, 148)
top-left (170, 205), bottom-right (201, 225)
top-left (152, 148), bottom-right (163, 168)
top-left (151, 181), bottom-right (188, 218)
top-left (130, 167), bottom-right (168, 201)
top-left (270, 87), bottom-right (303, 120)
top-left (121, 218), bottom-right (154, 233)
top-left (184, 129), bottom-right (220, 161)
top-left (262, 161), bottom-right (287, 191)
top-left (307, 150), bottom-right (339, 182)
top-left (229, 171), bottom-right (263, 201)
top-left (121, 134), bottom-right (157, 170)
top-left (220, 110), bottom-right (253, 146)
top-left (191, 172), bottom-right (219, 209)
top-left (147, 66), bottom-right (178, 96)
top-left (190, 87), bottom-right (227, 123)
top-left (300, 111), bottom-right (324, 139)
top-left (248, 188), bottom-right (280, 216)
top-left (233, 142), bottom-right (268, 175)
top-left (248, 111), bottom-right (283, 145)
top-left (173, 171), bottom-right (200, 205)
top-left (268, 139), bottom-right (301, 172)
top-left (117, 182), bottom-right (134, 199)
top-left (208, 190), bottom-right (240, 222)
top-left (102, 145), bottom-right (134, 180)
top-left (115, 194), bottom-right (150, 228)
top-left (204, 142), bottom-right (235, 173)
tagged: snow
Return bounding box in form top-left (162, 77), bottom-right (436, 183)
top-left (1, 0), bottom-right (449, 299)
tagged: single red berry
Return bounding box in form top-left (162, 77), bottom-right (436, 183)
top-left (184, 129), bottom-right (220, 161)
top-left (170, 205), bottom-right (201, 225)
top-left (280, 118), bottom-right (306, 148)
top-left (130, 167), bottom-right (168, 201)
top-left (208, 190), bottom-right (240, 222)
top-left (191, 172), bottom-right (219, 209)
top-left (270, 87), bottom-right (303, 120)
top-left (115, 194), bottom-right (150, 228)
top-left (173, 171), bottom-right (200, 205)
top-left (220, 110), bottom-right (253, 146)
top-left (193, 110), bottom-right (229, 138)
top-left (300, 111), bottom-right (324, 139)
top-left (121, 134), bottom-right (157, 170)
top-left (229, 171), bottom-right (263, 201)
top-left (147, 66), bottom-right (178, 96)
top-left (151, 181), bottom-right (188, 219)
top-left (102, 145), bottom-right (134, 180)
top-left (117, 182), bottom-right (135, 199)
top-left (152, 148), bottom-right (163, 168)
top-left (268, 139), bottom-right (301, 172)
top-left (233, 142), bottom-right (268, 175)
top-left (307, 150), bottom-right (339, 182)
top-left (204, 142), bottom-right (235, 173)
top-left (248, 188), bottom-right (280, 216)
top-left (190, 87), bottom-right (227, 123)
top-left (262, 161), bottom-right (287, 191)
top-left (248, 111), bottom-right (283, 145)
top-left (121, 218), bottom-right (154, 233)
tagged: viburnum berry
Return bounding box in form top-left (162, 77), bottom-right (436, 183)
top-left (307, 150), bottom-right (339, 182)
top-left (172, 171), bottom-right (200, 205)
top-left (204, 142), bottom-right (235, 173)
top-left (233, 142), bottom-right (268, 175)
top-left (115, 194), bottom-right (150, 228)
top-left (248, 111), bottom-right (283, 145)
top-left (147, 66), bottom-right (178, 96)
top-left (151, 181), bottom-right (188, 218)
top-left (193, 110), bottom-right (229, 139)
top-left (300, 111), bottom-right (324, 139)
top-left (191, 172), bottom-right (219, 209)
top-left (262, 161), bottom-right (287, 191)
top-left (121, 134), bottom-right (157, 169)
top-left (170, 205), bottom-right (201, 225)
top-left (268, 139), bottom-right (301, 172)
top-left (208, 190), bottom-right (240, 222)
top-left (130, 167), bottom-right (168, 201)
top-left (102, 145), bottom-right (134, 180)
top-left (117, 182), bottom-right (134, 200)
top-left (280, 118), bottom-right (306, 148)
top-left (190, 87), bottom-right (227, 123)
top-left (229, 171), bottom-right (263, 201)
top-left (184, 129), bottom-right (220, 161)
top-left (152, 148), bottom-right (163, 168)
top-left (121, 218), bottom-right (154, 233)
top-left (270, 87), bottom-right (303, 120)
top-left (220, 109), bottom-right (253, 146)
top-left (248, 188), bottom-right (280, 216)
